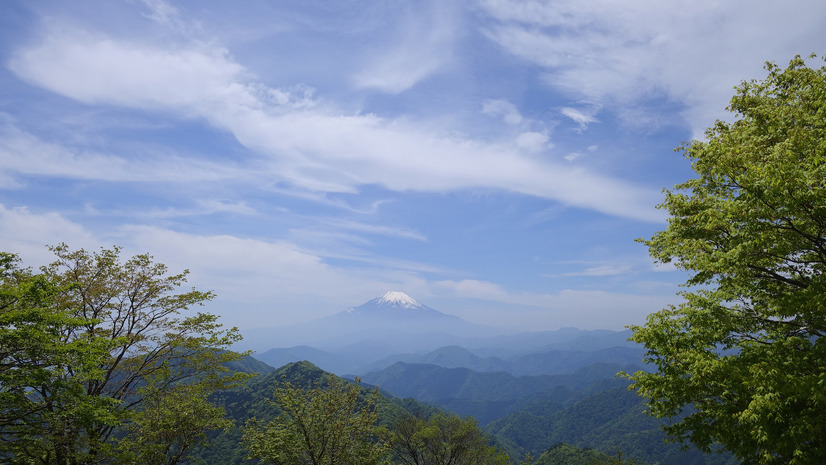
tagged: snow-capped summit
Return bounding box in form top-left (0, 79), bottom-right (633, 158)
top-left (243, 292), bottom-right (505, 354)
top-left (344, 292), bottom-right (455, 320)
top-left (375, 291), bottom-right (422, 308)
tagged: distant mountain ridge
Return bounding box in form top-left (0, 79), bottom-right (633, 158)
top-left (357, 344), bottom-right (645, 376)
top-left (254, 332), bottom-right (643, 377)
top-left (243, 292), bottom-right (643, 378)
top-left (358, 361), bottom-right (638, 424)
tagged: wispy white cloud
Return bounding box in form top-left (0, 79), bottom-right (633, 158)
top-left (481, 0), bottom-right (826, 135)
top-left (514, 131), bottom-right (549, 152)
top-left (352, 2), bottom-right (459, 93)
top-left (10, 29), bottom-right (252, 110)
top-left (322, 219), bottom-right (428, 242)
top-left (9, 25), bottom-right (663, 222)
top-left (563, 144), bottom-right (597, 162)
top-left (560, 106), bottom-right (599, 130)
top-left (435, 279), bottom-right (510, 301)
top-left (0, 205), bottom-right (98, 265)
top-left (284, 218), bottom-right (428, 247)
top-left (140, 0), bottom-right (188, 33)
top-left (433, 277), bottom-right (674, 329)
top-left (482, 99), bottom-right (523, 125)
top-left (198, 199), bottom-right (258, 215)
top-left (544, 263), bottom-right (633, 278)
top-left (483, 99), bottom-right (552, 152)
top-left (132, 200), bottom-right (259, 220)
top-left (0, 121), bottom-right (246, 185)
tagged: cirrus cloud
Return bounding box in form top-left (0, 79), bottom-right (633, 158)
top-left (481, 0), bottom-right (826, 135)
top-left (9, 25), bottom-right (663, 222)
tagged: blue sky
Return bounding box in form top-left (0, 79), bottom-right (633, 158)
top-left (1, 0), bottom-right (825, 334)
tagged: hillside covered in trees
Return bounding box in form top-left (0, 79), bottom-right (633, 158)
top-left (186, 359), bottom-right (736, 465)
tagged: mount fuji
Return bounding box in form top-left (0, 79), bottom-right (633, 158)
top-left (241, 291), bottom-right (502, 353)
top-left (334, 291), bottom-right (465, 325)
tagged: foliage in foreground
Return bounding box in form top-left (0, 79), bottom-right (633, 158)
top-left (241, 360), bottom-right (510, 465)
top-left (627, 55), bottom-right (826, 464)
top-left (244, 373), bottom-right (388, 465)
top-left (532, 443), bottom-right (640, 465)
top-left (0, 245), bottom-right (246, 464)
top-left (389, 412), bottom-right (510, 465)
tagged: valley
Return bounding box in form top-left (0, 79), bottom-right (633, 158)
top-left (195, 292), bottom-right (736, 464)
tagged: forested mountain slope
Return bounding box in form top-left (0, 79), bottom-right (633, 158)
top-left (361, 358), bottom-right (736, 465)
top-left (360, 361), bottom-right (635, 424)
top-left (185, 361), bottom-right (436, 464)
top-left (487, 385), bottom-right (737, 465)
top-left (187, 358), bottom-right (736, 465)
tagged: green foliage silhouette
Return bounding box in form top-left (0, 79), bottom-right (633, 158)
top-left (627, 55), bottom-right (826, 464)
top-left (389, 411), bottom-right (509, 465)
top-left (0, 245), bottom-right (245, 464)
top-left (244, 371), bottom-right (389, 465)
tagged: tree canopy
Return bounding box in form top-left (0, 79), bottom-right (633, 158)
top-left (0, 244), bottom-right (246, 464)
top-left (244, 371), bottom-right (389, 465)
top-left (389, 412), bottom-right (509, 465)
top-left (627, 55), bottom-right (826, 464)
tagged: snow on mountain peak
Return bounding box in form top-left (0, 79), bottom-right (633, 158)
top-left (375, 291), bottom-right (421, 308)
top-left (341, 291), bottom-right (462, 322)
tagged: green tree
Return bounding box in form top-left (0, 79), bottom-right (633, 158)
top-left (529, 443), bottom-right (638, 465)
top-left (0, 245), bottom-right (246, 464)
top-left (116, 382), bottom-right (233, 465)
top-left (626, 55), bottom-right (826, 464)
top-left (244, 374), bottom-right (389, 465)
top-left (389, 412), bottom-right (509, 465)
top-left (1, 251), bottom-right (116, 464)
